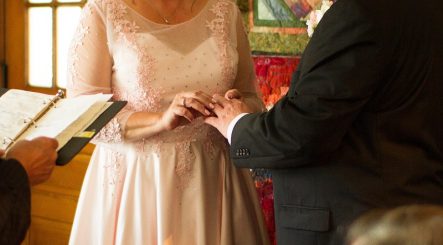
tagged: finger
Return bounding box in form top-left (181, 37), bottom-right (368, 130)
top-left (0, 150), bottom-right (4, 157)
top-left (50, 151), bottom-right (58, 164)
top-left (174, 107), bottom-right (194, 122)
top-left (209, 102), bottom-right (225, 117)
top-left (33, 136), bottom-right (59, 149)
top-left (225, 89), bottom-right (242, 100)
top-left (212, 94), bottom-right (230, 107)
top-left (185, 98), bottom-right (211, 116)
top-left (43, 162), bottom-right (55, 176)
top-left (50, 138), bottom-right (59, 149)
top-left (184, 91), bottom-right (214, 108)
top-left (192, 90), bottom-right (213, 101)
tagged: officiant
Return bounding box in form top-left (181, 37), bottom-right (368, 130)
top-left (0, 137), bottom-right (57, 245)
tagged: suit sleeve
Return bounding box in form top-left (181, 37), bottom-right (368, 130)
top-left (231, 0), bottom-right (384, 168)
top-left (0, 159), bottom-right (31, 244)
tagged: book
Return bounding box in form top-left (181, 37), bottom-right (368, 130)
top-left (0, 88), bottom-right (127, 165)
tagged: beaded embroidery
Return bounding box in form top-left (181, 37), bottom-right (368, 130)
top-left (69, 0), bottom-right (238, 190)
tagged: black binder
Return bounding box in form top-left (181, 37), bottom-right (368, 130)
top-left (56, 100), bottom-right (126, 165)
top-left (0, 88), bottom-right (127, 166)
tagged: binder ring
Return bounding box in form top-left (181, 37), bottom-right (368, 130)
top-left (43, 90), bottom-right (64, 108)
top-left (43, 98), bottom-right (59, 108)
top-left (24, 117), bottom-right (38, 128)
top-left (50, 100), bottom-right (57, 108)
top-left (56, 89), bottom-right (65, 98)
top-left (2, 137), bottom-right (15, 145)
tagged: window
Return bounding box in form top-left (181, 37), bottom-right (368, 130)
top-left (6, 0), bottom-right (86, 93)
top-left (27, 0), bottom-right (85, 88)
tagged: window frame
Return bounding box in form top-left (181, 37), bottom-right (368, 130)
top-left (6, 0), bottom-right (86, 94)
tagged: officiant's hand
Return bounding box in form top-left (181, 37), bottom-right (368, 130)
top-left (159, 91), bottom-right (215, 131)
top-left (205, 94), bottom-right (253, 138)
top-left (5, 137), bottom-right (58, 186)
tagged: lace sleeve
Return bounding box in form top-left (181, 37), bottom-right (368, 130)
top-left (66, 1), bottom-right (132, 144)
top-left (232, 8), bottom-right (265, 113)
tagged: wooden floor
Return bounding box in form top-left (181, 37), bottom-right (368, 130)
top-left (21, 144), bottom-right (94, 245)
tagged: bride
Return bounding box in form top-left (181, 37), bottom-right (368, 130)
top-left (66, 0), bottom-right (270, 244)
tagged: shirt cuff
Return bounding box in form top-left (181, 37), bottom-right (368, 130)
top-left (227, 113), bottom-right (249, 145)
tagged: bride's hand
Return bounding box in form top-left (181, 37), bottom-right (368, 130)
top-left (224, 89), bottom-right (243, 100)
top-left (159, 91), bottom-right (214, 131)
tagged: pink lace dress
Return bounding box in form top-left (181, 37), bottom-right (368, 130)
top-left (66, 0), bottom-right (269, 244)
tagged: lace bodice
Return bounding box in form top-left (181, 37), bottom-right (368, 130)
top-left (67, 0), bottom-right (261, 146)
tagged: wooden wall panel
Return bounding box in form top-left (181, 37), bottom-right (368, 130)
top-left (0, 0), bottom-right (5, 87)
top-left (25, 144), bottom-right (94, 245)
top-left (28, 217), bottom-right (72, 245)
top-left (5, 0), bottom-right (25, 90)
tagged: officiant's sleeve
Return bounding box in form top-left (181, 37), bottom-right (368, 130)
top-left (66, 1), bottom-right (133, 144)
top-left (0, 159), bottom-right (30, 245)
top-left (231, 8), bottom-right (265, 113)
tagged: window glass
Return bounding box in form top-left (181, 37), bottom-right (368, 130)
top-left (28, 0), bottom-right (52, 3)
top-left (28, 7), bottom-right (53, 88)
top-left (57, 6), bottom-right (82, 88)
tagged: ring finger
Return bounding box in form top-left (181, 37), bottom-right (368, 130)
top-left (183, 97), bottom-right (211, 116)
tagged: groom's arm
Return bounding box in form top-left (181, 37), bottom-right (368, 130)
top-left (230, 0), bottom-right (385, 169)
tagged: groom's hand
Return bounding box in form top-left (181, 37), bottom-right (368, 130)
top-left (204, 94), bottom-right (253, 138)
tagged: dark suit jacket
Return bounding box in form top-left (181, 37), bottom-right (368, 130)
top-left (0, 159), bottom-right (31, 245)
top-left (231, 0), bottom-right (443, 244)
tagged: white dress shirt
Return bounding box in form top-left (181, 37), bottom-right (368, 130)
top-left (227, 113), bottom-right (249, 144)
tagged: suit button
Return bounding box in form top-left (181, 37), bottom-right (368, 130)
top-left (236, 149), bottom-right (241, 157)
top-left (235, 148), bottom-right (250, 157)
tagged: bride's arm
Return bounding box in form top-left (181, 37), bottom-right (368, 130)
top-left (67, 2), bottom-right (216, 142)
top-left (125, 91), bottom-right (214, 140)
top-left (230, 7), bottom-right (265, 113)
top-left (65, 2), bottom-right (165, 142)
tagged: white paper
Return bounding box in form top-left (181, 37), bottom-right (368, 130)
top-left (0, 89), bottom-right (113, 151)
top-left (18, 93), bottom-right (113, 150)
top-left (0, 89), bottom-right (55, 150)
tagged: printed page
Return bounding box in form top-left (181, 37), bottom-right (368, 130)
top-left (0, 89), bottom-right (55, 151)
top-left (52, 101), bottom-right (112, 150)
top-left (17, 93), bottom-right (113, 150)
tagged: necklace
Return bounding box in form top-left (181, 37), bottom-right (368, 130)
top-left (144, 0), bottom-right (197, 24)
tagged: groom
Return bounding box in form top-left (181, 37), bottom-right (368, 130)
top-left (205, 0), bottom-right (443, 244)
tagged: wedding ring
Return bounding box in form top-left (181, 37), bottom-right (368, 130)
top-left (182, 97), bottom-right (187, 107)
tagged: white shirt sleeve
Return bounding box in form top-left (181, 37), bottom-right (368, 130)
top-left (227, 113), bottom-right (249, 145)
